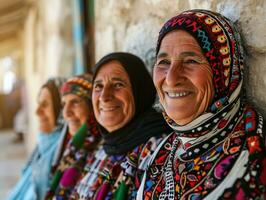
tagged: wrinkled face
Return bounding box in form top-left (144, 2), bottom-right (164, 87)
top-left (62, 94), bottom-right (90, 135)
top-left (36, 87), bottom-right (56, 133)
top-left (92, 60), bottom-right (135, 132)
top-left (154, 30), bottom-right (214, 125)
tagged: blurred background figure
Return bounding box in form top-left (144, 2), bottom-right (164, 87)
top-left (6, 77), bottom-right (66, 200)
top-left (12, 79), bottom-right (28, 143)
top-left (44, 74), bottom-right (100, 199)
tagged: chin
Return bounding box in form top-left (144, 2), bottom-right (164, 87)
top-left (69, 126), bottom-right (79, 135)
top-left (166, 112), bottom-right (192, 125)
top-left (40, 129), bottom-right (51, 133)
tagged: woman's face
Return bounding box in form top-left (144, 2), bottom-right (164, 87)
top-left (62, 94), bottom-right (90, 135)
top-left (36, 87), bottom-right (56, 133)
top-left (92, 60), bottom-right (135, 132)
top-left (153, 30), bottom-right (214, 125)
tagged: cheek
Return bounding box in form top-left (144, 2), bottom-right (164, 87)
top-left (122, 92), bottom-right (135, 116)
top-left (189, 69), bottom-right (212, 89)
top-left (78, 108), bottom-right (89, 122)
top-left (62, 109), bottom-right (67, 119)
top-left (92, 93), bottom-right (100, 111)
top-left (192, 71), bottom-right (214, 104)
top-left (153, 69), bottom-right (160, 86)
top-left (62, 106), bottom-right (70, 119)
top-left (153, 69), bottom-right (165, 93)
top-left (92, 91), bottom-right (97, 104)
top-left (50, 111), bottom-right (56, 124)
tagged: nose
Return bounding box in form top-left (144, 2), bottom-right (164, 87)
top-left (36, 105), bottom-right (42, 116)
top-left (99, 85), bottom-right (113, 102)
top-left (165, 60), bottom-right (185, 86)
top-left (63, 103), bottom-right (73, 119)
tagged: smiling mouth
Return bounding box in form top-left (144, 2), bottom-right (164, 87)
top-left (100, 106), bottom-right (119, 112)
top-left (68, 120), bottom-right (79, 124)
top-left (39, 118), bottom-right (48, 123)
top-left (165, 91), bottom-right (191, 98)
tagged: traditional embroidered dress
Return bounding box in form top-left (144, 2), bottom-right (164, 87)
top-left (137, 9), bottom-right (266, 200)
top-left (6, 77), bottom-right (66, 200)
top-left (70, 109), bottom-right (171, 200)
top-left (69, 52), bottom-right (173, 199)
top-left (44, 74), bottom-right (101, 200)
top-left (45, 119), bottom-right (100, 200)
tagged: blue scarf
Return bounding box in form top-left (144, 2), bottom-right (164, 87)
top-left (6, 128), bottom-right (61, 200)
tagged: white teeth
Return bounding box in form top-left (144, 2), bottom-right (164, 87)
top-left (101, 107), bottom-right (117, 111)
top-left (167, 91), bottom-right (190, 98)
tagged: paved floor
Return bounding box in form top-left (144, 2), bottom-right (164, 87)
top-left (0, 130), bottom-right (27, 199)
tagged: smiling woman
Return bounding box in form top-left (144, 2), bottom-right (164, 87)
top-left (92, 60), bottom-right (135, 132)
top-left (60, 75), bottom-right (94, 136)
top-left (44, 74), bottom-right (100, 200)
top-left (154, 30), bottom-right (214, 125)
top-left (69, 52), bottom-right (172, 199)
top-left (36, 87), bottom-right (56, 133)
top-left (137, 9), bottom-right (266, 200)
top-left (7, 77), bottom-right (66, 200)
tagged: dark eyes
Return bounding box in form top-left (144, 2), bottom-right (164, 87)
top-left (93, 82), bottom-right (125, 91)
top-left (38, 101), bottom-right (49, 108)
top-left (184, 59), bottom-right (199, 64)
top-left (72, 99), bottom-right (83, 105)
top-left (155, 58), bottom-right (200, 69)
top-left (61, 99), bottom-right (83, 108)
top-left (93, 83), bottom-right (103, 91)
top-left (157, 59), bottom-right (171, 66)
top-left (113, 82), bottom-right (124, 88)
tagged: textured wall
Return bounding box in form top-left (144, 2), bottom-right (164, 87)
top-left (95, 0), bottom-right (266, 116)
top-left (23, 0), bottom-right (74, 152)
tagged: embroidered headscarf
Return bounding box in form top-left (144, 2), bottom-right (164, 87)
top-left (138, 9), bottom-right (266, 200)
top-left (60, 73), bottom-right (93, 105)
top-left (156, 9), bottom-right (243, 113)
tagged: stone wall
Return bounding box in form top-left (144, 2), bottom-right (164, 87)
top-left (94, 0), bottom-right (266, 116)
top-left (23, 0), bottom-right (74, 151)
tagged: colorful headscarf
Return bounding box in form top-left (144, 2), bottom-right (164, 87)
top-left (138, 9), bottom-right (266, 200)
top-left (156, 9), bottom-right (243, 108)
top-left (60, 74), bottom-right (93, 104)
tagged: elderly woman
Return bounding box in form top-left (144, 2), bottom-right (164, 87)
top-left (7, 77), bottom-right (65, 200)
top-left (137, 9), bottom-right (266, 199)
top-left (45, 74), bottom-right (100, 199)
top-left (70, 52), bottom-right (172, 199)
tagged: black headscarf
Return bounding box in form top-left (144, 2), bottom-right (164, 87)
top-left (92, 52), bottom-right (172, 155)
top-left (93, 52), bottom-right (156, 117)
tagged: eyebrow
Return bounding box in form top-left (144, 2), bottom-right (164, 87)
top-left (157, 52), bottom-right (168, 59)
top-left (157, 51), bottom-right (200, 59)
top-left (94, 77), bottom-right (128, 84)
